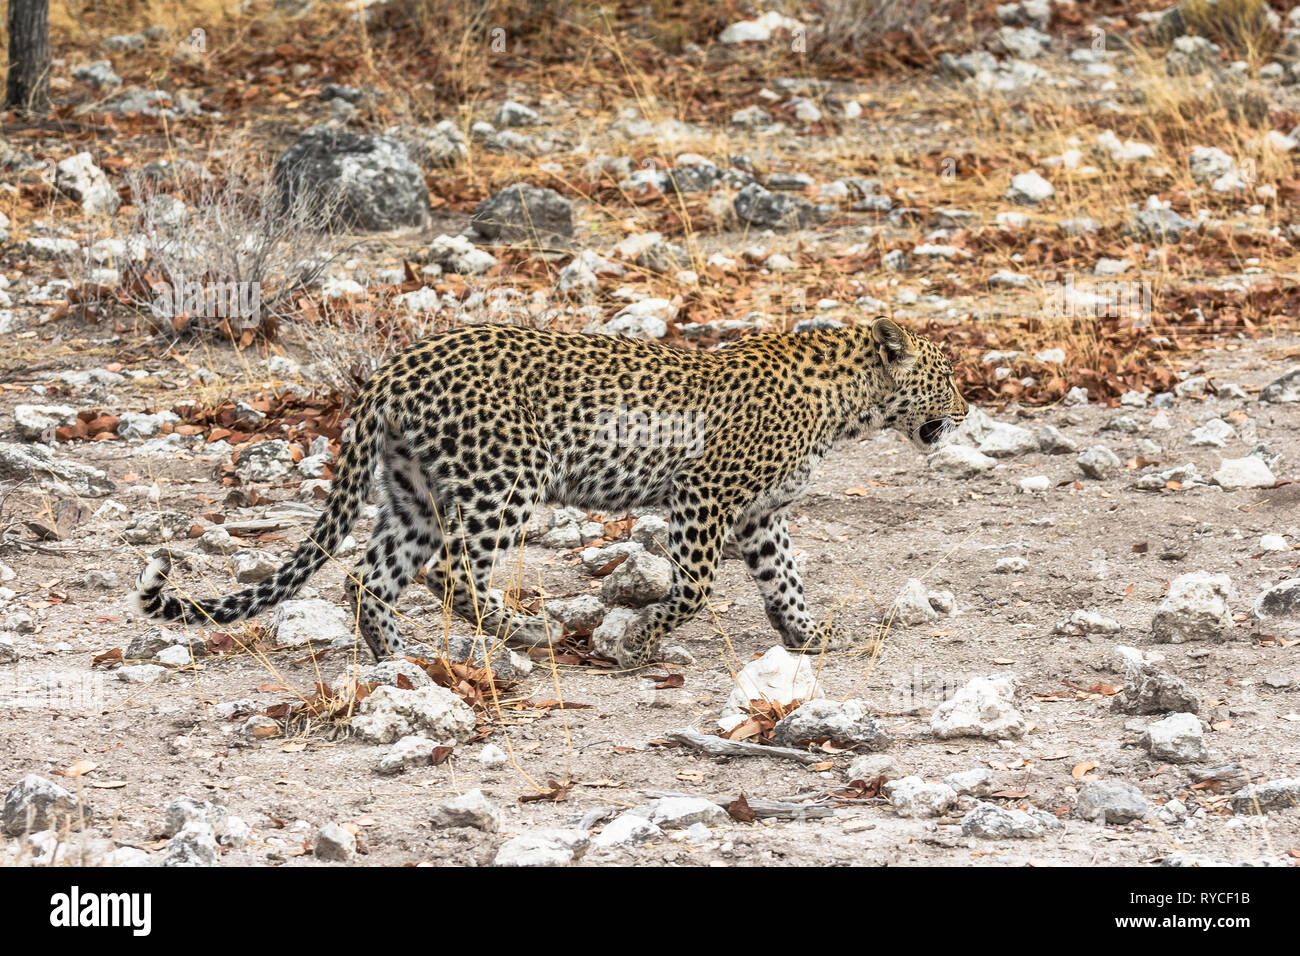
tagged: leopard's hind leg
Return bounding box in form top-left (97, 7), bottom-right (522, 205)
top-left (422, 465), bottom-right (554, 650)
top-left (346, 435), bottom-right (439, 659)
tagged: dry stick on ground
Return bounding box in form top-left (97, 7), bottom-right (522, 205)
top-left (663, 728), bottom-right (826, 765)
top-left (641, 789), bottom-right (839, 820)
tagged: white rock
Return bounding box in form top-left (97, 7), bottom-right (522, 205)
top-left (269, 599), bottom-right (352, 647)
top-left (493, 828), bottom-right (588, 867)
top-left (1189, 418), bottom-right (1235, 448)
top-left (721, 645), bottom-right (823, 720)
top-left (928, 444), bottom-right (996, 477)
top-left (592, 811), bottom-right (662, 847)
top-left (14, 404), bottom-right (78, 439)
top-left (1259, 534), bottom-right (1288, 552)
top-left (1055, 609), bottom-right (1122, 635)
top-left (931, 674), bottom-right (1025, 740)
top-left (977, 421), bottom-right (1038, 458)
top-left (1213, 456), bottom-right (1275, 490)
top-left (1006, 170), bottom-right (1054, 205)
top-left (350, 684), bottom-right (478, 745)
top-left (55, 152), bottom-right (119, 215)
top-left (1018, 475), bottom-right (1051, 493)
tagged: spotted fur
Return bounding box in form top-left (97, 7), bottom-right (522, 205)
top-left (131, 318), bottom-right (967, 667)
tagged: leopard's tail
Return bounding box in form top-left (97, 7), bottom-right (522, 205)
top-left (129, 386), bottom-right (386, 628)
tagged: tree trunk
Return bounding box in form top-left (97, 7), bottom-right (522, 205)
top-left (5, 0), bottom-right (51, 114)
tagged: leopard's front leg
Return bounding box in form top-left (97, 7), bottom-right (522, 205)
top-left (734, 506), bottom-right (849, 652)
top-left (613, 492), bottom-right (729, 669)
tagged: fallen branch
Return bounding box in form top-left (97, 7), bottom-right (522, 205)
top-left (663, 728), bottom-right (825, 765)
top-left (642, 789), bottom-right (837, 820)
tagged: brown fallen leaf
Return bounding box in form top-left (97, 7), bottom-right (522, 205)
top-left (519, 779), bottom-right (570, 803)
top-left (727, 793), bottom-right (756, 823)
top-left (1071, 761), bottom-right (1096, 778)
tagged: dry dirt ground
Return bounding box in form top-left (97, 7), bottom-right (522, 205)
top-left (5, 0), bottom-right (1300, 868)
top-left (0, 324), bottom-right (1296, 867)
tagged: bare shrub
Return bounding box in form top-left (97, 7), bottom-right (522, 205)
top-left (1180, 0), bottom-right (1280, 61)
top-left (807, 0), bottom-right (976, 64)
top-left (59, 149), bottom-right (345, 345)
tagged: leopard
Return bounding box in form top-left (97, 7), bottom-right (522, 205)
top-left (131, 317), bottom-right (967, 668)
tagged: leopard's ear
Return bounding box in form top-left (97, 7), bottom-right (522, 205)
top-left (871, 317), bottom-right (917, 371)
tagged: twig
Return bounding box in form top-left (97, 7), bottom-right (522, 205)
top-left (663, 728), bottom-right (826, 765)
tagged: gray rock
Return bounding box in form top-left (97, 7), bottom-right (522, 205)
top-left (1129, 201), bottom-right (1196, 243)
top-left (638, 796), bottom-right (729, 829)
top-left (883, 777), bottom-right (958, 818)
top-left (376, 734), bottom-right (437, 774)
top-left (602, 549), bottom-right (673, 606)
top-left (123, 511), bottom-right (191, 544)
top-left (544, 593), bottom-right (606, 633)
top-left (470, 183), bottom-right (573, 244)
top-left (1035, 424), bottom-right (1078, 454)
top-left (1260, 367), bottom-right (1300, 403)
top-left (100, 87), bottom-right (201, 119)
top-left (1254, 578), bottom-right (1300, 637)
top-left (3, 775), bottom-right (86, 835)
top-left (163, 797), bottom-right (230, 839)
top-left (1077, 445), bottom-right (1121, 479)
top-left (73, 60), bottom-right (122, 88)
top-left (268, 598), bottom-right (352, 647)
top-left (943, 768), bottom-right (995, 796)
top-left (734, 182), bottom-right (813, 230)
top-left (847, 753), bottom-right (903, 782)
top-left (1166, 35), bottom-right (1220, 77)
top-left (430, 789), bottom-right (500, 832)
top-left (235, 439), bottom-right (295, 482)
top-left (1140, 712), bottom-right (1208, 764)
top-left (1076, 780), bottom-right (1149, 824)
top-left (1113, 656), bottom-right (1201, 715)
top-left (1055, 609), bottom-right (1121, 636)
top-left (229, 549), bottom-right (279, 583)
top-left (273, 125), bottom-right (429, 232)
top-left (771, 699), bottom-right (892, 750)
top-left (1152, 572), bottom-right (1235, 643)
top-left (162, 821), bottom-right (219, 866)
top-left (1230, 778), bottom-right (1300, 814)
top-left (312, 822), bottom-right (356, 861)
top-left (962, 801), bottom-right (1061, 838)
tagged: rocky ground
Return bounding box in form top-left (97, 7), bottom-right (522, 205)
top-left (1, 1), bottom-right (1300, 866)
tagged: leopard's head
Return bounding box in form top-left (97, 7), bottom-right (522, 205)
top-left (869, 317), bottom-right (968, 449)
